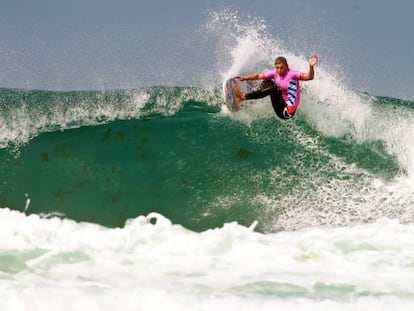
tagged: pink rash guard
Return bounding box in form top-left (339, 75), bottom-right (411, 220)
top-left (263, 69), bottom-right (301, 114)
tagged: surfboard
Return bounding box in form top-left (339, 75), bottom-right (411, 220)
top-left (223, 78), bottom-right (258, 112)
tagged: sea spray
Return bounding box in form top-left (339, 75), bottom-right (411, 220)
top-left (206, 10), bottom-right (414, 226)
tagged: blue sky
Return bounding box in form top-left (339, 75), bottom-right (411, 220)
top-left (0, 0), bottom-right (413, 100)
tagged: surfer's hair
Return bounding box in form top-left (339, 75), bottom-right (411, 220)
top-left (274, 56), bottom-right (288, 67)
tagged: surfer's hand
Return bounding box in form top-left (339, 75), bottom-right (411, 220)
top-left (234, 76), bottom-right (245, 81)
top-left (309, 55), bottom-right (319, 67)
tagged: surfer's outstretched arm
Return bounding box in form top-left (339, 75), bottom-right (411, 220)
top-left (234, 73), bottom-right (266, 81)
top-left (300, 55), bottom-right (319, 81)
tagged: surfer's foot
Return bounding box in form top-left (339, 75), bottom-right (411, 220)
top-left (232, 81), bottom-right (246, 104)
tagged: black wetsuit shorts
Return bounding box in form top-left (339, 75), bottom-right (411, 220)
top-left (245, 80), bottom-right (294, 120)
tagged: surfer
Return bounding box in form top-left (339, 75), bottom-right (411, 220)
top-left (233, 55), bottom-right (319, 119)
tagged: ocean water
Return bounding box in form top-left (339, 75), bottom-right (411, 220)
top-left (1, 11), bottom-right (414, 311)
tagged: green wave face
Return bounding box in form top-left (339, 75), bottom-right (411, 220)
top-left (0, 87), bottom-right (412, 232)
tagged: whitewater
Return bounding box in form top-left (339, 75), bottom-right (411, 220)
top-left (1, 11), bottom-right (414, 311)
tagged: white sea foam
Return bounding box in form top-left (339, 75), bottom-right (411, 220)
top-left (0, 208), bottom-right (414, 310)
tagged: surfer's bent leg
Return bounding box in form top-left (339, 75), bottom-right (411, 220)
top-left (245, 80), bottom-right (277, 100)
top-left (269, 91), bottom-right (293, 120)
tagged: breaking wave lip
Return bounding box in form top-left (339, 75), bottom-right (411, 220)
top-left (0, 87), bottom-right (222, 149)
